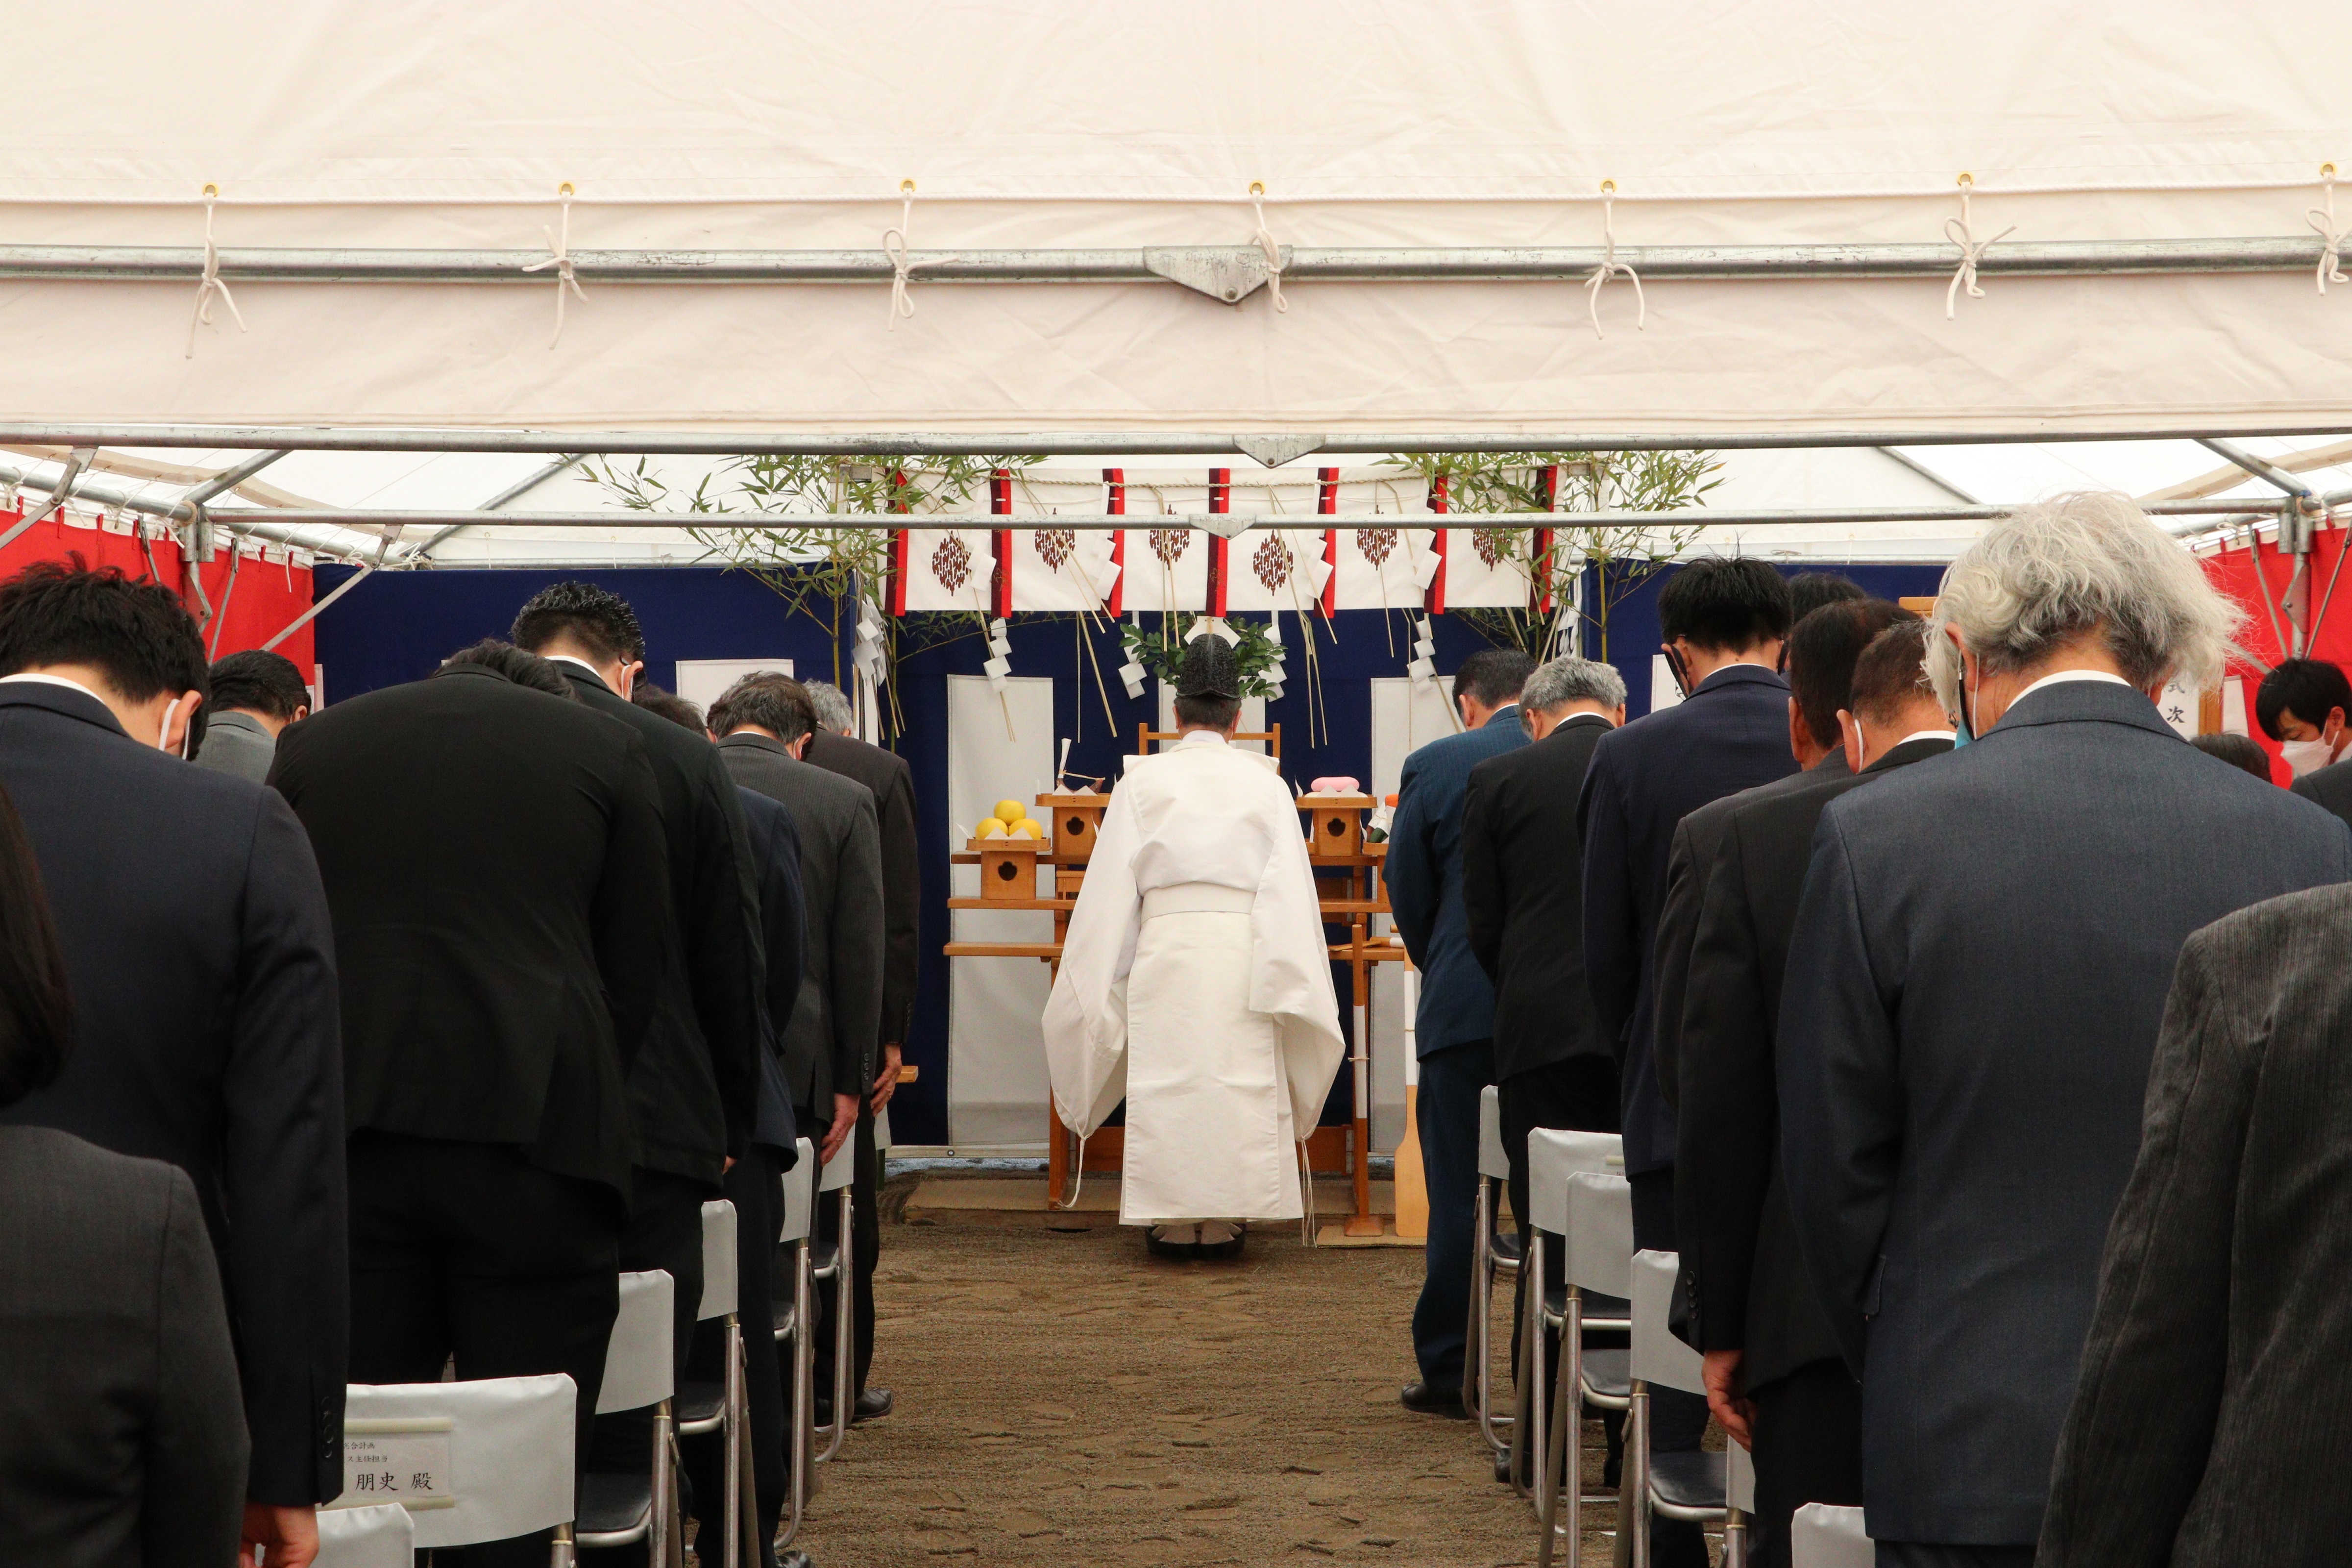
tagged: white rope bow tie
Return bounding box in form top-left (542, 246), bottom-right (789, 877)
top-left (1586, 183), bottom-right (1645, 340)
top-left (884, 184), bottom-right (957, 328)
top-left (186, 189), bottom-right (247, 359)
top-left (1944, 180), bottom-right (2014, 319)
top-left (521, 190), bottom-right (588, 348)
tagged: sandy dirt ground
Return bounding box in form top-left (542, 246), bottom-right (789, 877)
top-left (772, 1208), bottom-right (1698, 1568)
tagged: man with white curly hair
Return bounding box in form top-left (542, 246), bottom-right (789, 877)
top-left (1775, 493), bottom-right (2352, 1568)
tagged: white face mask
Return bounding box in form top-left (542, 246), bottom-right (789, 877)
top-left (156, 695), bottom-right (191, 759)
top-left (2280, 737), bottom-right (2339, 778)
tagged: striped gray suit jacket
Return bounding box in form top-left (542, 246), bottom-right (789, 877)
top-left (2041, 881), bottom-right (2352, 1566)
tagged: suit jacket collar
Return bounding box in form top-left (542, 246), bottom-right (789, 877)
top-left (207, 710), bottom-right (272, 743)
top-left (1479, 704), bottom-right (1523, 731)
top-left (1863, 735), bottom-right (1956, 775)
top-left (0, 678), bottom-right (126, 737)
top-left (1690, 663), bottom-right (1788, 699)
top-left (1807, 749), bottom-right (1852, 779)
top-left (1993, 678), bottom-right (2173, 740)
top-left (549, 656), bottom-right (617, 695)
top-left (1558, 711), bottom-right (1612, 732)
top-left (718, 730), bottom-right (797, 764)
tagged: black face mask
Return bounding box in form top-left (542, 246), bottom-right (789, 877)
top-left (1663, 643), bottom-right (1694, 699)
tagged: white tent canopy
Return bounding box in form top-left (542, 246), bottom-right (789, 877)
top-left (5, 0), bottom-right (2352, 442)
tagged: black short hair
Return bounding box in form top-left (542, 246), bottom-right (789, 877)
top-left (1452, 647), bottom-right (1537, 710)
top-left (1657, 559), bottom-right (1794, 653)
top-left (633, 680), bottom-right (706, 734)
top-left (0, 557), bottom-right (209, 708)
top-left (1787, 572), bottom-right (1868, 624)
top-left (0, 782), bottom-right (74, 1109)
top-left (2254, 657), bottom-right (2352, 740)
top-left (510, 580), bottom-right (648, 665)
top-left (2191, 731), bottom-right (2274, 780)
top-left (1173, 692), bottom-right (1244, 730)
top-left (437, 639), bottom-right (579, 700)
top-left (1847, 617), bottom-right (1939, 726)
top-left (208, 648), bottom-right (311, 722)
top-left (1788, 600), bottom-right (1914, 747)
top-left (709, 672), bottom-right (815, 745)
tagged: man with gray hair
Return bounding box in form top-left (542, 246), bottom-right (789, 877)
top-left (1460, 655), bottom-right (1626, 1451)
top-left (1777, 493), bottom-right (2352, 1567)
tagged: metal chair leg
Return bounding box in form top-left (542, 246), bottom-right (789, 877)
top-left (1723, 1507), bottom-right (1748, 1568)
top-left (551, 1520), bottom-right (576, 1568)
top-left (1463, 1178), bottom-right (1491, 1418)
top-left (817, 1186), bottom-right (856, 1463)
top-left (1627, 1381), bottom-right (1650, 1568)
top-left (1535, 1279), bottom-right (1582, 1568)
top-left (1508, 1227), bottom-right (1539, 1500)
top-left (1529, 1232), bottom-right (1551, 1514)
top-left (779, 1238), bottom-right (813, 1550)
top-left (1563, 1289), bottom-right (1585, 1568)
top-left (650, 1396), bottom-right (675, 1568)
top-left (722, 1313), bottom-right (743, 1568)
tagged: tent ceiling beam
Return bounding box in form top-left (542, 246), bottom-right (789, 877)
top-left (408, 454), bottom-right (587, 563)
top-left (0, 460), bottom-right (370, 560)
top-left (9, 425), bottom-right (2352, 461)
top-left (1, 238), bottom-right (2338, 286)
top-left (2194, 437), bottom-right (2321, 503)
top-left (198, 501), bottom-right (2296, 538)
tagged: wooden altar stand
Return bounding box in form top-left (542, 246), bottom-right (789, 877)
top-left (940, 725), bottom-right (1406, 1236)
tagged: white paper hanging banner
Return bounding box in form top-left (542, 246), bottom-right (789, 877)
top-left (901, 528), bottom-right (996, 613)
top-left (1437, 525), bottom-right (1539, 608)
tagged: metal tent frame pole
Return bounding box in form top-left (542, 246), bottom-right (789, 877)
top-left (5, 424), bottom-right (2352, 463)
top-left (0, 236), bottom-right (2339, 287)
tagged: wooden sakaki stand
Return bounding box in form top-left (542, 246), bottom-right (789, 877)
top-left (939, 723), bottom-right (1414, 1237)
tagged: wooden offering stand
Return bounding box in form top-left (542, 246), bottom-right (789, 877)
top-left (1298, 791), bottom-right (1407, 1239)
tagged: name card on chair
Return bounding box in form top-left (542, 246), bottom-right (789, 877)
top-left (340, 1419), bottom-right (455, 1511)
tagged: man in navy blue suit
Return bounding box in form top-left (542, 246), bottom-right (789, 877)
top-left (1388, 646), bottom-right (1536, 1417)
top-left (1580, 558), bottom-right (1794, 1567)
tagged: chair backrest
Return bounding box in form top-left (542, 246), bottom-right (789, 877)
top-left (1527, 1128), bottom-right (1624, 1236)
top-left (698, 1199), bottom-right (738, 1321)
top-left (875, 1102), bottom-right (893, 1153)
top-left (1630, 1249), bottom-right (1704, 1395)
top-left (1727, 1428), bottom-right (1755, 1513)
top-left (314, 1502), bottom-right (414, 1568)
top-left (1477, 1085), bottom-right (1507, 1181)
top-left (337, 1374), bottom-right (576, 1549)
top-left (820, 1130), bottom-right (858, 1194)
top-left (779, 1138), bottom-right (816, 1243)
top-left (1556, 1169), bottom-right (1634, 1297)
top-left (596, 1269), bottom-right (677, 1414)
top-left (1790, 1503), bottom-right (1874, 1568)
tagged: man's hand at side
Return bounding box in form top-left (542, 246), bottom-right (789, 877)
top-left (1701, 1349), bottom-right (1756, 1450)
top-left (244, 1502), bottom-right (320, 1568)
top-left (820, 1091), bottom-right (858, 1165)
top-left (870, 1043), bottom-right (904, 1113)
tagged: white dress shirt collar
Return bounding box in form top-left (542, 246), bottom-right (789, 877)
top-left (2013, 669), bottom-right (2131, 702)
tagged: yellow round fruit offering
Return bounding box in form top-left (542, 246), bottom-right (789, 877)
top-left (1009, 819), bottom-right (1046, 839)
top-left (993, 798), bottom-right (1028, 825)
top-left (975, 818), bottom-right (1007, 838)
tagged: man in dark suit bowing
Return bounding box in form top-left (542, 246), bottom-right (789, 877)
top-left (1460, 653), bottom-right (1626, 1436)
top-left (1779, 495), bottom-right (2352, 1565)
top-left (1674, 615), bottom-right (1951, 1566)
top-left (510, 583), bottom-right (766, 1550)
top-left (1579, 557), bottom-right (1795, 1567)
top-left (1653, 596), bottom-right (1902, 1115)
top-left (0, 560), bottom-right (345, 1568)
top-left (273, 639), bottom-right (673, 1567)
top-left (1388, 645), bottom-right (1536, 1418)
top-left (798, 680), bottom-right (916, 1426)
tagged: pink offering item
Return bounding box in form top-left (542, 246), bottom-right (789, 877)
top-left (1308, 776), bottom-right (1361, 794)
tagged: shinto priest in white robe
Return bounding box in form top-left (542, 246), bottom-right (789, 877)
top-left (1042, 731), bottom-right (1347, 1224)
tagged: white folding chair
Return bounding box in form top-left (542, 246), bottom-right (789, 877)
top-left (313, 1502), bottom-right (413, 1568)
top-left (772, 1138), bottom-right (818, 1550)
top-left (811, 1130), bottom-right (860, 1463)
top-left (1790, 1503), bottom-right (1873, 1568)
top-left (676, 1199), bottom-right (756, 1568)
top-left (1512, 1132), bottom-right (1629, 1514)
top-left (575, 1269), bottom-right (677, 1562)
top-left (335, 1373), bottom-right (576, 1566)
top-left (1534, 1165), bottom-right (1635, 1568)
top-left (1623, 1249), bottom-right (1744, 1567)
top-left (1466, 1084), bottom-right (1523, 1461)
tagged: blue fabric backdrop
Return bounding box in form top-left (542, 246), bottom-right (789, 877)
top-left (312, 559), bottom-right (1946, 1144)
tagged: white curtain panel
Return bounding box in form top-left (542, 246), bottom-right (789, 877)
top-left (945, 673), bottom-right (1058, 1148)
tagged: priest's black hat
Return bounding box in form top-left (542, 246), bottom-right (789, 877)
top-left (1176, 633), bottom-right (1242, 699)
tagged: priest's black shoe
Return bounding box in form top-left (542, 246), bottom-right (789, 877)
top-left (852, 1387), bottom-right (893, 1423)
top-left (1399, 1381), bottom-right (1470, 1419)
top-left (1145, 1225), bottom-right (1199, 1260)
